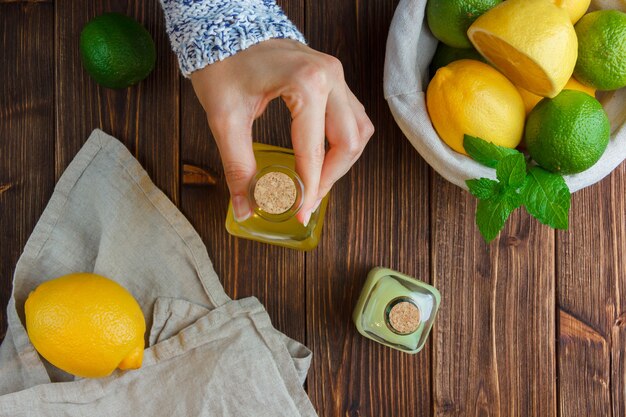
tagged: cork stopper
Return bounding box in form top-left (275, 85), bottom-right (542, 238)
top-left (388, 301), bottom-right (421, 334)
top-left (253, 171), bottom-right (297, 214)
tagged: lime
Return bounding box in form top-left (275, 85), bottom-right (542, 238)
top-left (468, 0), bottom-right (577, 98)
top-left (574, 10), bottom-right (626, 91)
top-left (426, 0), bottom-right (502, 49)
top-left (429, 43), bottom-right (486, 78)
top-left (80, 13), bottom-right (156, 89)
top-left (525, 90), bottom-right (610, 174)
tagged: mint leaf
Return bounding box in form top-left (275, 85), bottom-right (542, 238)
top-left (466, 178), bottom-right (499, 199)
top-left (475, 189), bottom-right (522, 242)
top-left (521, 167), bottom-right (570, 229)
top-left (463, 135), bottom-right (520, 168)
top-left (496, 153), bottom-right (527, 188)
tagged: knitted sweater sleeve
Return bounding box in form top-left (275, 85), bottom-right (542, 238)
top-left (159, 0), bottom-right (306, 77)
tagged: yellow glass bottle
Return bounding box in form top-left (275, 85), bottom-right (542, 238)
top-left (225, 143), bottom-right (329, 251)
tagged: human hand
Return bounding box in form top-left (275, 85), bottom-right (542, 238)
top-left (190, 39), bottom-right (374, 225)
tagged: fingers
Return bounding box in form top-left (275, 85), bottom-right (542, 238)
top-left (208, 113), bottom-right (257, 222)
top-left (345, 87), bottom-right (376, 143)
top-left (317, 85), bottom-right (372, 198)
top-left (284, 61), bottom-right (374, 226)
top-left (284, 89), bottom-right (328, 226)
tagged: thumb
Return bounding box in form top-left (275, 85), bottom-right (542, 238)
top-left (210, 116), bottom-right (257, 222)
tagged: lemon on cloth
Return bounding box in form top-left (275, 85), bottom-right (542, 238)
top-left (574, 10), bottom-right (626, 91)
top-left (80, 13), bottom-right (156, 89)
top-left (25, 272), bottom-right (146, 378)
top-left (525, 90), bottom-right (610, 174)
top-left (426, 59), bottom-right (525, 154)
top-left (426, 0), bottom-right (502, 48)
top-left (551, 0), bottom-right (591, 24)
top-left (467, 0), bottom-right (578, 98)
top-left (517, 77), bottom-right (596, 114)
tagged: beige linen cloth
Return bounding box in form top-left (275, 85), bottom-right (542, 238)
top-left (0, 129), bottom-right (317, 416)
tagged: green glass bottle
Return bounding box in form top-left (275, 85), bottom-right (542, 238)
top-left (225, 143), bottom-right (329, 251)
top-left (353, 267), bottom-right (440, 353)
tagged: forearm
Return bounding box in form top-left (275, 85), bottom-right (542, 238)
top-left (160, 0), bottom-right (306, 77)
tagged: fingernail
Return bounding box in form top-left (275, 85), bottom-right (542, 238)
top-left (232, 196), bottom-right (251, 222)
top-left (312, 198), bottom-right (323, 213)
top-left (302, 210), bottom-right (312, 228)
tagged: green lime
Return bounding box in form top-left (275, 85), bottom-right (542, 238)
top-left (80, 13), bottom-right (156, 89)
top-left (574, 10), bottom-right (626, 91)
top-left (429, 43), bottom-right (487, 78)
top-left (426, 0), bottom-right (502, 48)
top-left (525, 90), bottom-right (610, 174)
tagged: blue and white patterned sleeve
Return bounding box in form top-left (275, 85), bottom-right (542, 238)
top-left (160, 0), bottom-right (306, 77)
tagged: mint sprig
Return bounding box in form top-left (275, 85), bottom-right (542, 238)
top-left (463, 134), bottom-right (571, 242)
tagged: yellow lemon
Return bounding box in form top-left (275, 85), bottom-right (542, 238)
top-left (426, 59), bottom-right (526, 154)
top-left (517, 77), bottom-right (596, 114)
top-left (467, 0), bottom-right (578, 98)
top-left (551, 0), bottom-right (591, 24)
top-left (25, 273), bottom-right (146, 378)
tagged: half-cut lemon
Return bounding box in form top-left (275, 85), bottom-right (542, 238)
top-left (468, 0), bottom-right (578, 98)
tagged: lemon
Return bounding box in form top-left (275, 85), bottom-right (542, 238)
top-left (80, 13), bottom-right (156, 89)
top-left (468, 0), bottom-right (578, 98)
top-left (25, 273), bottom-right (146, 378)
top-left (426, 0), bottom-right (502, 48)
top-left (551, 0), bottom-right (591, 24)
top-left (574, 10), bottom-right (626, 91)
top-left (426, 59), bottom-right (526, 154)
top-left (517, 77), bottom-right (596, 114)
top-left (525, 90), bottom-right (610, 174)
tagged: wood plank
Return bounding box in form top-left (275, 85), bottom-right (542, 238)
top-left (55, 0), bottom-right (179, 202)
top-left (0, 2), bottom-right (55, 340)
top-left (178, 1), bottom-right (306, 342)
top-left (431, 176), bottom-right (556, 416)
top-left (557, 163), bottom-right (626, 417)
top-left (304, 1), bottom-right (432, 415)
top-left (0, 0), bottom-right (51, 3)
top-left (607, 165), bottom-right (626, 417)
top-left (613, 311), bottom-right (626, 417)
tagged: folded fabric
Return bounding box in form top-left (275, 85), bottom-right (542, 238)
top-left (384, 0), bottom-right (626, 193)
top-left (0, 129), bottom-right (316, 416)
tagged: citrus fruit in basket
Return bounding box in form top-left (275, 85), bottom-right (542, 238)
top-left (467, 0), bottom-right (577, 98)
top-left (429, 43), bottom-right (486, 77)
top-left (517, 77), bottom-right (596, 114)
top-left (426, 59), bottom-right (525, 154)
top-left (525, 90), bottom-right (610, 174)
top-left (574, 10), bottom-right (626, 91)
top-left (80, 13), bottom-right (156, 89)
top-left (426, 0), bottom-right (502, 48)
top-left (25, 272), bottom-right (146, 378)
top-left (551, 0), bottom-right (591, 24)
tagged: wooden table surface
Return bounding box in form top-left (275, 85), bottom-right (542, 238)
top-left (2, 1), bottom-right (625, 415)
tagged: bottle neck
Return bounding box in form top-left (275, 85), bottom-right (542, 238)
top-left (385, 297), bottom-right (421, 335)
top-left (249, 165), bottom-right (304, 223)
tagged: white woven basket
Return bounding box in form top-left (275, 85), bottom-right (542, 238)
top-left (384, 0), bottom-right (626, 192)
